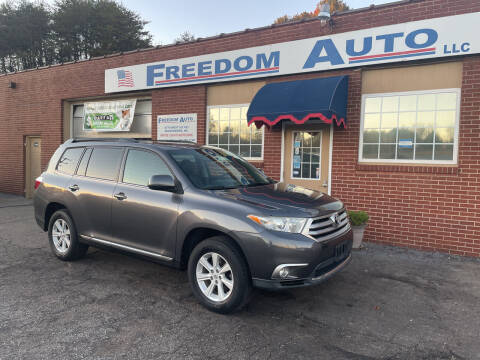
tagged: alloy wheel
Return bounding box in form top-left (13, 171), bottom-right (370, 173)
top-left (51, 218), bottom-right (71, 254)
top-left (196, 252), bottom-right (234, 302)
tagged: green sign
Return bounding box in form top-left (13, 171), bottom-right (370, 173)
top-left (83, 99), bottom-right (136, 131)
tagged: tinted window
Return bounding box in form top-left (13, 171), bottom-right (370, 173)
top-left (123, 149), bottom-right (172, 186)
top-left (56, 147), bottom-right (84, 175)
top-left (86, 147), bottom-right (123, 181)
top-left (76, 148), bottom-right (92, 176)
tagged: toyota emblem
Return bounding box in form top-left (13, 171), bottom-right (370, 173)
top-left (329, 213), bottom-right (340, 227)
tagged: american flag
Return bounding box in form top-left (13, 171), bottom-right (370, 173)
top-left (117, 70), bottom-right (134, 87)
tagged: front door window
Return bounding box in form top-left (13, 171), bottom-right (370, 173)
top-left (292, 131), bottom-right (322, 179)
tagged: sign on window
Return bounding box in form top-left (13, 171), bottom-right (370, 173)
top-left (157, 113), bottom-right (197, 143)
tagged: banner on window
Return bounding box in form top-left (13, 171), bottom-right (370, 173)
top-left (83, 100), bottom-right (136, 131)
top-left (157, 113), bottom-right (197, 143)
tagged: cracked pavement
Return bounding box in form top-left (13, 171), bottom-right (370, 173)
top-left (0, 193), bottom-right (479, 359)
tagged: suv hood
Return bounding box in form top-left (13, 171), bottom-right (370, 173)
top-left (214, 182), bottom-right (343, 218)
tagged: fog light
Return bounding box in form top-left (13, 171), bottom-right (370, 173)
top-left (272, 263), bottom-right (308, 280)
top-left (279, 268), bottom-right (289, 279)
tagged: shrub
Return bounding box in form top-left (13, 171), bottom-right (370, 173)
top-left (348, 210), bottom-right (369, 226)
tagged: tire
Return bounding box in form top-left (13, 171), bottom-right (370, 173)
top-left (48, 209), bottom-right (88, 261)
top-left (188, 236), bottom-right (252, 314)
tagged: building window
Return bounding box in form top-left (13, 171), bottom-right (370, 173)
top-left (207, 105), bottom-right (263, 160)
top-left (292, 131), bottom-right (322, 179)
top-left (359, 89), bottom-right (460, 164)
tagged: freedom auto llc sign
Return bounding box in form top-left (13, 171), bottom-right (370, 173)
top-left (105, 12), bottom-right (480, 93)
top-left (157, 113), bottom-right (197, 143)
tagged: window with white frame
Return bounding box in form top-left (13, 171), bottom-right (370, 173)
top-left (207, 105), bottom-right (263, 159)
top-left (359, 89), bottom-right (460, 163)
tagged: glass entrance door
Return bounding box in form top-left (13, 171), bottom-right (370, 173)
top-left (283, 124), bottom-right (331, 193)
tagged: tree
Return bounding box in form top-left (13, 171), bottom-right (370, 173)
top-left (0, 1), bottom-right (54, 73)
top-left (0, 0), bottom-right (152, 73)
top-left (175, 31), bottom-right (196, 44)
top-left (274, 11), bottom-right (316, 25)
top-left (53, 0), bottom-right (152, 62)
top-left (273, 0), bottom-right (350, 25)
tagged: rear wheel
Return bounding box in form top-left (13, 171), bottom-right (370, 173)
top-left (48, 210), bottom-right (88, 261)
top-left (188, 236), bottom-right (251, 314)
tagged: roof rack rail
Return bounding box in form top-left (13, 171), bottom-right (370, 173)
top-left (67, 137), bottom-right (149, 143)
top-left (153, 139), bottom-right (197, 144)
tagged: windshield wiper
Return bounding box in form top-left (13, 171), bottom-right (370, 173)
top-left (243, 182), bottom-right (270, 188)
top-left (204, 185), bottom-right (242, 190)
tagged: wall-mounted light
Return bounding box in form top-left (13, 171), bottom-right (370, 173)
top-left (317, 3), bottom-right (334, 28)
top-left (8, 81), bottom-right (16, 89)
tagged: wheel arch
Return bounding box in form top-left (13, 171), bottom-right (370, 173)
top-left (44, 202), bottom-right (68, 231)
top-left (179, 227), bottom-right (251, 276)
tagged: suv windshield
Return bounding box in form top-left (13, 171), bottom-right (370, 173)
top-left (168, 147), bottom-right (275, 190)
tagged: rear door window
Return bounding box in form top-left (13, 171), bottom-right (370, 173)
top-left (56, 147), bottom-right (84, 175)
top-left (122, 149), bottom-right (172, 186)
top-left (85, 147), bottom-right (124, 181)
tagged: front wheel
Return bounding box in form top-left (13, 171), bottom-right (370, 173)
top-left (188, 236), bottom-right (252, 314)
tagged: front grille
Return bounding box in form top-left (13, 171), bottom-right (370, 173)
top-left (307, 209), bottom-right (349, 241)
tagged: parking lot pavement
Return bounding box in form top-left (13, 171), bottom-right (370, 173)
top-left (0, 196), bottom-right (479, 360)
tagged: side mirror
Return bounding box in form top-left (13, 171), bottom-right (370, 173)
top-left (148, 175), bottom-right (178, 192)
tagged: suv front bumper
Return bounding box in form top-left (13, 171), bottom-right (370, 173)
top-left (252, 253), bottom-right (351, 289)
top-left (232, 227), bottom-right (353, 289)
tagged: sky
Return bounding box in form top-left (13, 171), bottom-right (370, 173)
top-left (0, 0), bottom-right (395, 45)
top-left (120, 0), bottom-right (394, 45)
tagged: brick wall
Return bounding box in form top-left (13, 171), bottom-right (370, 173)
top-left (329, 58), bottom-right (480, 257)
top-left (258, 60), bottom-right (480, 257)
top-left (152, 85), bottom-right (207, 144)
top-left (0, 0), bottom-right (479, 256)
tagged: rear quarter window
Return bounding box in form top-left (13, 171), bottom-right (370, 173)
top-left (56, 147), bottom-right (84, 175)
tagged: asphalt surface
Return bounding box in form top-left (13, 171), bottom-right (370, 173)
top-left (1, 193), bottom-right (479, 360)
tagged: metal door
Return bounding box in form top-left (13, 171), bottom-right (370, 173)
top-left (25, 137), bottom-right (42, 199)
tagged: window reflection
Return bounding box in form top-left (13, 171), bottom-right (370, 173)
top-left (292, 131), bottom-right (321, 179)
top-left (208, 105), bottom-right (263, 159)
top-left (361, 91), bottom-right (457, 162)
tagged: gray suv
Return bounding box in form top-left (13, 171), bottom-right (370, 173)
top-left (34, 138), bottom-right (352, 313)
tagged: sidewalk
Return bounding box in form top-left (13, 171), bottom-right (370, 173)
top-left (0, 193), bottom-right (33, 208)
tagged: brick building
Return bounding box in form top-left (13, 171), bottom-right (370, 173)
top-left (1, 0), bottom-right (479, 256)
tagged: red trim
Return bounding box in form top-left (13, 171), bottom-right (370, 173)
top-left (349, 47), bottom-right (436, 61)
top-left (154, 66), bottom-right (279, 84)
top-left (241, 187), bottom-right (311, 205)
top-left (248, 113), bottom-right (346, 128)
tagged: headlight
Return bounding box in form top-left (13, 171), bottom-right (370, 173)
top-left (247, 215), bottom-right (308, 233)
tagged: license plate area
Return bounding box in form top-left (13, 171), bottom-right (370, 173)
top-left (334, 241), bottom-right (349, 261)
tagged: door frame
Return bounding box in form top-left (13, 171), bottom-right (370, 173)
top-left (25, 135), bottom-right (42, 198)
top-left (280, 121), bottom-right (333, 195)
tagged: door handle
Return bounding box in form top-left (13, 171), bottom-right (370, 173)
top-left (68, 184), bottom-right (79, 192)
top-left (114, 192), bottom-right (127, 201)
